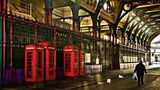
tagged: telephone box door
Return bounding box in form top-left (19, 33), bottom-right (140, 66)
top-left (46, 47), bottom-right (56, 80)
top-left (36, 49), bottom-right (44, 81)
top-left (64, 45), bottom-right (79, 77)
top-left (25, 45), bottom-right (44, 82)
top-left (64, 51), bottom-right (72, 76)
top-left (25, 49), bottom-right (34, 82)
top-left (39, 42), bottom-right (56, 81)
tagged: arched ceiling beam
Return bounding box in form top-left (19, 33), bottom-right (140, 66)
top-left (133, 3), bottom-right (160, 43)
top-left (123, 10), bottom-right (146, 34)
top-left (147, 31), bottom-right (160, 46)
top-left (90, 0), bottom-right (107, 23)
top-left (144, 29), bottom-right (156, 42)
top-left (71, 0), bottom-right (80, 19)
top-left (133, 16), bottom-right (158, 37)
top-left (135, 20), bottom-right (160, 39)
top-left (117, 1), bottom-right (160, 44)
top-left (120, 3), bottom-right (160, 42)
top-left (93, 0), bottom-right (107, 18)
top-left (117, 0), bottom-right (151, 24)
top-left (121, 14), bottom-right (137, 35)
top-left (141, 28), bottom-right (150, 39)
top-left (144, 29), bottom-right (159, 45)
top-left (137, 27), bottom-right (150, 44)
top-left (136, 3), bottom-right (160, 10)
top-left (121, 14), bottom-right (131, 36)
top-left (126, 22), bottom-right (139, 40)
top-left (137, 26), bottom-right (149, 39)
top-left (131, 8), bottom-right (160, 36)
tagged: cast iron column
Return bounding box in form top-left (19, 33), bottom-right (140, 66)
top-left (2, 0), bottom-right (7, 84)
top-left (109, 23), bottom-right (120, 70)
top-left (73, 18), bottom-right (80, 31)
top-left (109, 24), bottom-right (113, 69)
top-left (44, 0), bottom-right (53, 25)
top-left (147, 46), bottom-right (152, 65)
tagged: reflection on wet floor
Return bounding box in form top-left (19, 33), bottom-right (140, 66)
top-left (2, 65), bottom-right (160, 90)
top-left (75, 70), bottom-right (160, 90)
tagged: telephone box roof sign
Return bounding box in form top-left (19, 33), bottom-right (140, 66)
top-left (25, 45), bottom-right (43, 50)
top-left (64, 49), bottom-right (72, 52)
top-left (64, 45), bottom-right (79, 51)
top-left (39, 41), bottom-right (54, 48)
top-left (48, 47), bottom-right (55, 50)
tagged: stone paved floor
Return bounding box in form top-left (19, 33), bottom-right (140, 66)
top-left (2, 62), bottom-right (160, 90)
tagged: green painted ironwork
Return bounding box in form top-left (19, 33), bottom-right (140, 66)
top-left (45, 0), bottom-right (52, 9)
top-left (13, 22), bottom-right (34, 45)
top-left (56, 31), bottom-right (68, 48)
top-left (13, 47), bottom-right (24, 69)
top-left (6, 18), bottom-right (10, 69)
top-left (72, 0), bottom-right (80, 19)
top-left (71, 34), bottom-right (79, 46)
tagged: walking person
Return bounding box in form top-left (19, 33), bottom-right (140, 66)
top-left (134, 61), bottom-right (147, 86)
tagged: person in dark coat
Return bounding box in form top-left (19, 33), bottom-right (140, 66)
top-left (134, 61), bottom-right (147, 86)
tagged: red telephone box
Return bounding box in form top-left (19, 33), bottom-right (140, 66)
top-left (63, 45), bottom-right (79, 77)
top-left (39, 41), bottom-right (56, 80)
top-left (25, 45), bottom-right (44, 82)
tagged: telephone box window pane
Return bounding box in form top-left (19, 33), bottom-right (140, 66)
top-left (74, 52), bottom-right (79, 73)
top-left (65, 54), bottom-right (71, 72)
top-left (49, 50), bottom-right (54, 75)
top-left (37, 52), bottom-right (42, 77)
top-left (27, 52), bottom-right (32, 78)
